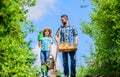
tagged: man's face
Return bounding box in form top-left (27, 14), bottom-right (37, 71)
top-left (61, 17), bottom-right (68, 25)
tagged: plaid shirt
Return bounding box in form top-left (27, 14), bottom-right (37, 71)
top-left (56, 25), bottom-right (78, 44)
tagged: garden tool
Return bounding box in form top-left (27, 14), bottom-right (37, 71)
top-left (47, 55), bottom-right (54, 70)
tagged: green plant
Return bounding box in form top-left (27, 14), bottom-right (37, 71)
top-left (0, 0), bottom-right (39, 77)
top-left (78, 0), bottom-right (120, 76)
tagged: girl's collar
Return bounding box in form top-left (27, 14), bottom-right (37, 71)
top-left (44, 36), bottom-right (49, 37)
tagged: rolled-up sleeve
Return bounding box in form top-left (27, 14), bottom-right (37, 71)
top-left (56, 27), bottom-right (61, 36)
top-left (73, 26), bottom-right (78, 36)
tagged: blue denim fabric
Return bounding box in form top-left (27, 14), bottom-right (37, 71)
top-left (40, 51), bottom-right (50, 63)
top-left (40, 51), bottom-right (50, 76)
top-left (62, 52), bottom-right (76, 77)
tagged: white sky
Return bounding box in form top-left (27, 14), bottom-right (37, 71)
top-left (27, 0), bottom-right (57, 21)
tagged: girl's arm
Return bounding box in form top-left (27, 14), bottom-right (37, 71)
top-left (38, 40), bottom-right (41, 47)
top-left (50, 43), bottom-right (53, 55)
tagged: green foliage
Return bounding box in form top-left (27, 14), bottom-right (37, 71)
top-left (77, 65), bottom-right (86, 77)
top-left (0, 0), bottom-right (39, 77)
top-left (79, 0), bottom-right (120, 76)
top-left (41, 65), bottom-right (47, 73)
top-left (56, 70), bottom-right (63, 77)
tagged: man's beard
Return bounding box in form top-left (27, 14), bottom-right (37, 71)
top-left (62, 22), bottom-right (67, 25)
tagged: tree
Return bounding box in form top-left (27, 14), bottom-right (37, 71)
top-left (80, 0), bottom-right (120, 76)
top-left (0, 0), bottom-right (39, 76)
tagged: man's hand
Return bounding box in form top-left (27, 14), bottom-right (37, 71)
top-left (57, 42), bottom-right (60, 46)
top-left (74, 41), bottom-right (78, 45)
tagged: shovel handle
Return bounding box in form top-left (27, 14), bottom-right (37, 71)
top-left (54, 47), bottom-right (59, 71)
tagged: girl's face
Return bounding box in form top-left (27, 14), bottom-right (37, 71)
top-left (44, 30), bottom-right (50, 36)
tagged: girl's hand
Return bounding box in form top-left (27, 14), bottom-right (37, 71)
top-left (50, 51), bottom-right (52, 56)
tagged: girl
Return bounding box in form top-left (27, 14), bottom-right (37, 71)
top-left (38, 27), bottom-right (53, 77)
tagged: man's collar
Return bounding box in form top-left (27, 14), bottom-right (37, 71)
top-left (63, 23), bottom-right (70, 27)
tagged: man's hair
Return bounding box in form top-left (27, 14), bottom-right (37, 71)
top-left (61, 14), bottom-right (68, 20)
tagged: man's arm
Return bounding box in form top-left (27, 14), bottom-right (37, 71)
top-left (55, 27), bottom-right (61, 45)
top-left (55, 35), bottom-right (60, 45)
top-left (74, 35), bottom-right (78, 45)
top-left (73, 26), bottom-right (78, 45)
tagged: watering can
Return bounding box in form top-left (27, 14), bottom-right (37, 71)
top-left (47, 55), bottom-right (54, 69)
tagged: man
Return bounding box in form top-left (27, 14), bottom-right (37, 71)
top-left (55, 14), bottom-right (78, 77)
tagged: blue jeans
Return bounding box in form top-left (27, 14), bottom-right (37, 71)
top-left (40, 51), bottom-right (50, 63)
top-left (62, 52), bottom-right (76, 77)
top-left (40, 51), bottom-right (50, 76)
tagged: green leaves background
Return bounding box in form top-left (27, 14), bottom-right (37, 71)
top-left (77, 0), bottom-right (120, 76)
top-left (0, 0), bottom-right (38, 77)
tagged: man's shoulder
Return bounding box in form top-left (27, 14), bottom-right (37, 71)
top-left (60, 25), bottom-right (64, 28)
top-left (60, 25), bottom-right (74, 28)
top-left (69, 25), bottom-right (76, 29)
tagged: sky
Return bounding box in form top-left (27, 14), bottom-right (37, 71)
top-left (26, 0), bottom-right (94, 72)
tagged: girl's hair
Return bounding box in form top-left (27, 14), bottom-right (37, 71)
top-left (43, 29), bottom-right (52, 37)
